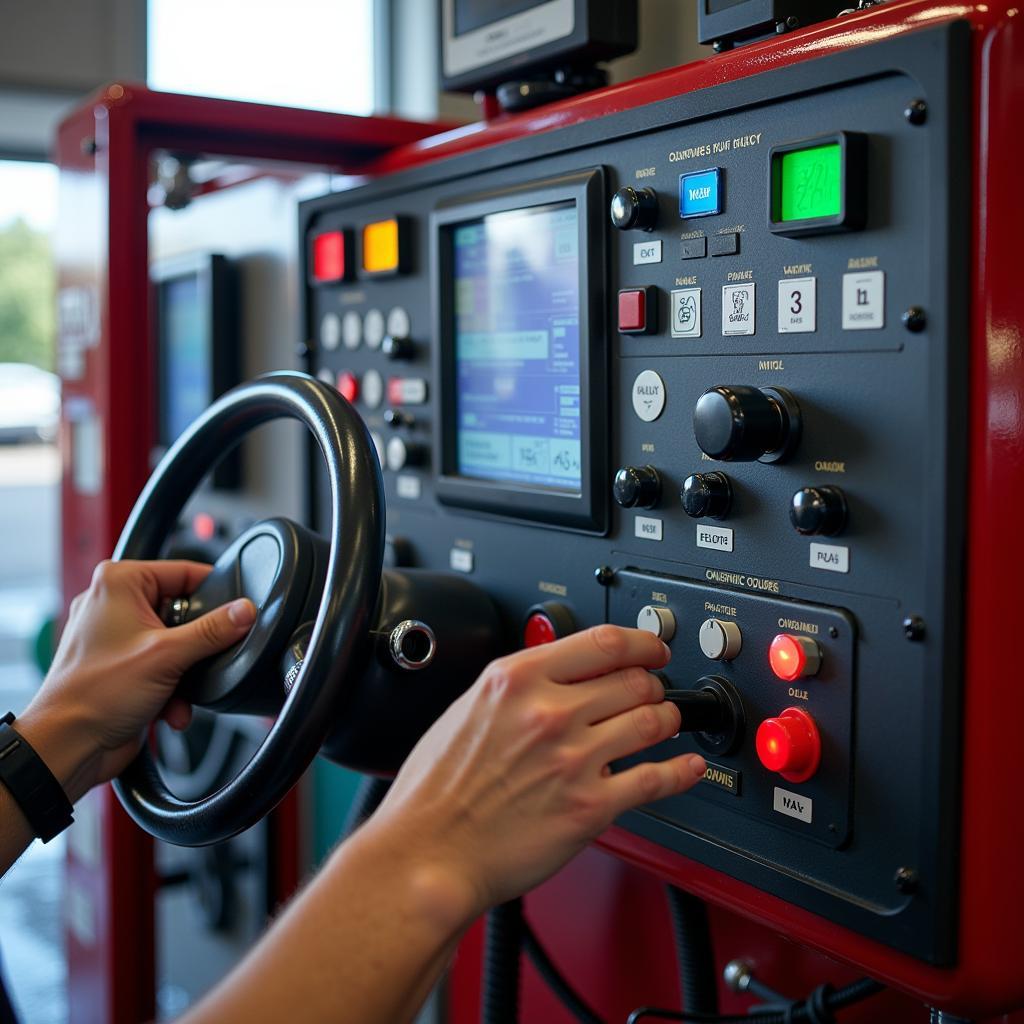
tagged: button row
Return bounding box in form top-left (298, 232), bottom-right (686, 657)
top-left (618, 271), bottom-right (884, 336)
top-left (316, 368), bottom-right (428, 411)
top-left (319, 306), bottom-right (412, 353)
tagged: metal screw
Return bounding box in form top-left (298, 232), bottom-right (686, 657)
top-left (902, 306), bottom-right (927, 333)
top-left (894, 866), bottom-right (919, 894)
top-left (594, 566), bottom-right (614, 586)
top-left (903, 615), bottom-right (926, 641)
top-left (829, 626), bottom-right (839, 639)
top-left (80, 136), bottom-right (98, 156)
top-left (905, 98), bottom-right (928, 125)
top-left (723, 959), bottom-right (753, 992)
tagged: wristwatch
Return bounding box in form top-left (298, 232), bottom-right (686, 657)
top-left (0, 712), bottom-right (75, 842)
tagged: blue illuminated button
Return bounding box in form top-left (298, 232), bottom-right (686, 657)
top-left (679, 168), bottom-right (722, 219)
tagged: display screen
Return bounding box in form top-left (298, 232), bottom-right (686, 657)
top-left (159, 273), bottom-right (211, 445)
top-left (454, 0), bottom-right (544, 35)
top-left (453, 202), bottom-right (582, 493)
top-left (775, 143), bottom-right (842, 222)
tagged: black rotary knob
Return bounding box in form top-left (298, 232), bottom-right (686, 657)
top-left (613, 465), bottom-right (661, 509)
top-left (790, 486), bottom-right (847, 536)
top-left (609, 187), bottom-right (658, 232)
top-left (693, 385), bottom-right (801, 463)
top-left (681, 472), bottom-right (732, 519)
top-left (382, 335), bottom-right (415, 361)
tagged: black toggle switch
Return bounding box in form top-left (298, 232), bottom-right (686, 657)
top-left (680, 471), bottom-right (732, 519)
top-left (663, 689), bottom-right (731, 733)
top-left (790, 485), bottom-right (848, 536)
top-left (613, 465), bottom-right (661, 509)
top-left (693, 385), bottom-right (801, 463)
top-left (659, 676), bottom-right (745, 757)
top-left (382, 335), bottom-right (415, 361)
top-left (610, 186), bottom-right (658, 232)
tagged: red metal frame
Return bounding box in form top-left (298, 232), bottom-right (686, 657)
top-left (55, 85), bottom-right (450, 1024)
top-left (408, 3), bottom-right (1024, 1019)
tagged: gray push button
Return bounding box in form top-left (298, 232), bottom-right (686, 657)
top-left (637, 604), bottom-right (676, 642)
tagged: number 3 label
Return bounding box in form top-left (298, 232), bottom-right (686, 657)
top-left (777, 276), bottom-right (816, 334)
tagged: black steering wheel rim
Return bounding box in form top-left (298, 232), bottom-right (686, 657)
top-left (111, 372), bottom-right (384, 847)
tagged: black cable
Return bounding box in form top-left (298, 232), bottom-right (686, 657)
top-left (342, 775), bottom-right (391, 837)
top-left (520, 915), bottom-right (606, 1024)
top-left (627, 977), bottom-right (885, 1024)
top-left (665, 887), bottom-right (718, 1015)
top-left (482, 897), bottom-right (524, 1024)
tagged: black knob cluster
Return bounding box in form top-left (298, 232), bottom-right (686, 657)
top-left (609, 186), bottom-right (659, 232)
top-left (693, 385), bottom-right (801, 463)
top-left (613, 465), bottom-right (661, 509)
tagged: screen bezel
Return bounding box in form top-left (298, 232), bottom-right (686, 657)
top-left (151, 252), bottom-right (240, 488)
top-left (431, 168), bottom-right (607, 533)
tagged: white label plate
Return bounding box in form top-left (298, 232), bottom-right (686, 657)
top-left (633, 239), bottom-right (663, 265)
top-left (774, 786), bottom-right (813, 823)
top-left (631, 370), bottom-right (666, 422)
top-left (449, 548), bottom-right (474, 573)
top-left (722, 282), bottom-right (755, 336)
top-left (842, 270), bottom-right (885, 330)
top-left (634, 516), bottom-right (663, 541)
top-left (810, 542), bottom-right (849, 573)
top-left (696, 524), bottom-right (733, 552)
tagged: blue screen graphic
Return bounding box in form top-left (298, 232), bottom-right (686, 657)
top-left (453, 202), bottom-right (581, 493)
top-left (161, 274), bottom-right (211, 444)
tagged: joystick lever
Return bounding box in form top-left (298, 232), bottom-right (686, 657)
top-left (662, 688), bottom-right (731, 733)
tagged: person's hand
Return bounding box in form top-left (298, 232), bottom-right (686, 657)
top-left (361, 625), bottom-right (706, 927)
top-left (15, 560), bottom-right (255, 802)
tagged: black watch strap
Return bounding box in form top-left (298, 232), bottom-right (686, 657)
top-left (0, 712), bottom-right (74, 842)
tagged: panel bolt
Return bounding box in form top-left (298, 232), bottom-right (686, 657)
top-left (594, 566), bottom-right (614, 586)
top-left (894, 866), bottom-right (919, 893)
top-left (902, 306), bottom-right (927, 333)
top-left (903, 615), bottom-right (926, 641)
top-left (80, 136), bottom-right (98, 155)
top-left (904, 98), bottom-right (928, 125)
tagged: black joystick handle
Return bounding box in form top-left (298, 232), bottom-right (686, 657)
top-left (693, 385), bottom-right (801, 463)
top-left (663, 689), bottom-right (731, 733)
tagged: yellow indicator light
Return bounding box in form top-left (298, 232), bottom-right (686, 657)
top-left (362, 219), bottom-right (400, 274)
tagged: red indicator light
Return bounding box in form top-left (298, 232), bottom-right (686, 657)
top-left (768, 633), bottom-right (820, 681)
top-left (336, 371), bottom-right (359, 405)
top-left (312, 230), bottom-right (347, 282)
top-left (755, 707), bottom-right (821, 783)
top-left (192, 512), bottom-right (216, 542)
top-left (524, 613), bottom-right (557, 648)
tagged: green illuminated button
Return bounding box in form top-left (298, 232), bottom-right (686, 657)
top-left (778, 144), bottom-right (841, 222)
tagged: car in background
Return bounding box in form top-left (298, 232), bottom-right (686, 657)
top-left (0, 363), bottom-right (60, 444)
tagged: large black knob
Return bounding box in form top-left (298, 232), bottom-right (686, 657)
top-left (613, 465), bottom-right (661, 509)
top-left (790, 486), bottom-right (847, 536)
top-left (610, 187), bottom-right (658, 232)
top-left (681, 472), bottom-right (732, 519)
top-left (693, 385), bottom-right (801, 463)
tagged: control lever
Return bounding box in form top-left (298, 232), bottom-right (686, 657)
top-left (662, 688), bottom-right (731, 734)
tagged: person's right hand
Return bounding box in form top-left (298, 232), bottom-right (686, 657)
top-left (363, 625), bottom-right (706, 926)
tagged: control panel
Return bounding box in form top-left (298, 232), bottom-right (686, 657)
top-left (300, 23), bottom-right (968, 964)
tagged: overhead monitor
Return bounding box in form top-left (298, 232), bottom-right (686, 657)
top-left (440, 0), bottom-right (637, 93)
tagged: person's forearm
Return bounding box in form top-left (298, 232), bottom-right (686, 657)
top-left (0, 702), bottom-right (97, 875)
top-left (183, 818), bottom-right (477, 1024)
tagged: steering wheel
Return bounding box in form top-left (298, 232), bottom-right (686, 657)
top-left (111, 372), bottom-right (384, 847)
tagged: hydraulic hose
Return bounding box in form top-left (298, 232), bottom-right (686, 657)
top-left (666, 886), bottom-right (718, 1015)
top-left (482, 897), bottom-right (524, 1024)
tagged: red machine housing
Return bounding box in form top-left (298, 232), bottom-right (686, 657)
top-left (55, 2), bottom-right (1024, 1020)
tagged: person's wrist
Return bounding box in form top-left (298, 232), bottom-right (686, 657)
top-left (14, 698), bottom-right (102, 805)
top-left (349, 816), bottom-right (486, 935)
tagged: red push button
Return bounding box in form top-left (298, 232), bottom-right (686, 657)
top-left (755, 707), bottom-right (821, 783)
top-left (336, 371), bottom-right (359, 404)
top-left (618, 288), bottom-right (647, 333)
top-left (768, 633), bottom-right (821, 681)
top-left (524, 613), bottom-right (558, 647)
top-left (312, 230), bottom-right (350, 283)
top-left (192, 512), bottom-right (217, 542)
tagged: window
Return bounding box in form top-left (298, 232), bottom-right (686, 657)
top-left (148, 0), bottom-right (376, 115)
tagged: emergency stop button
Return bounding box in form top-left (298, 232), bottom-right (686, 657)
top-left (618, 287), bottom-right (657, 334)
top-left (755, 707), bottom-right (821, 783)
top-left (523, 602), bottom-right (576, 647)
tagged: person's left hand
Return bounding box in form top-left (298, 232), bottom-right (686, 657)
top-left (16, 560), bottom-right (255, 802)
